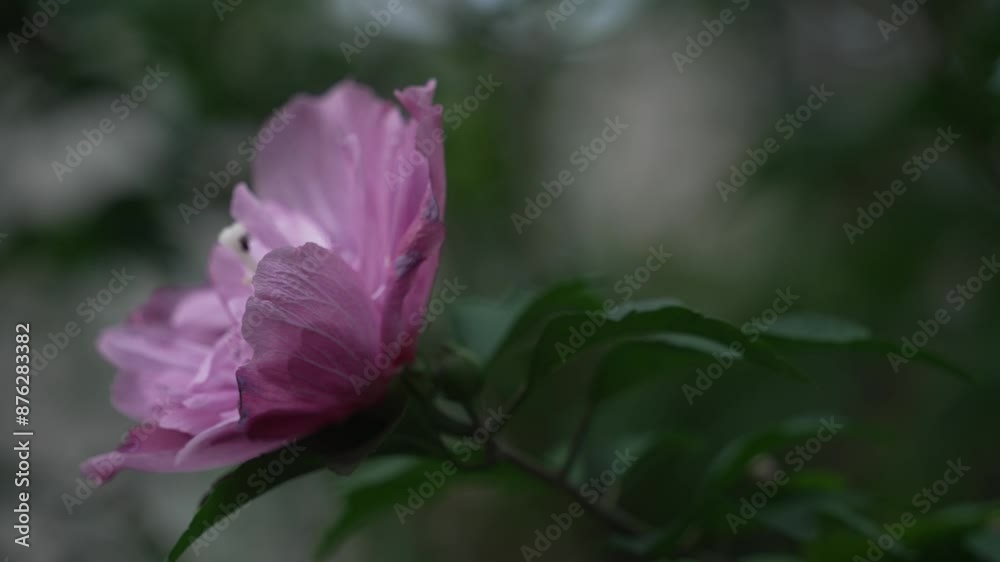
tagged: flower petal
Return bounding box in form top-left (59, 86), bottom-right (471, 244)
top-left (377, 185), bottom-right (446, 365)
top-left (81, 421), bottom-right (280, 484)
top-left (174, 414), bottom-right (286, 467)
top-left (236, 243), bottom-right (383, 439)
top-left (81, 427), bottom-right (192, 483)
top-left (99, 288), bottom-right (225, 421)
top-left (251, 80), bottom-right (445, 299)
top-left (209, 244), bottom-right (253, 320)
top-left (251, 82), bottom-right (381, 260)
top-left (395, 79), bottom-right (446, 216)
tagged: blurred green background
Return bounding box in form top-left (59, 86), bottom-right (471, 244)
top-left (0, 0), bottom-right (998, 560)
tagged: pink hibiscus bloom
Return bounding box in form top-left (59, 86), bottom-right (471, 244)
top-left (82, 79), bottom-right (446, 483)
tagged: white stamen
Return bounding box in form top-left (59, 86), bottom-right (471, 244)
top-left (218, 222), bottom-right (257, 273)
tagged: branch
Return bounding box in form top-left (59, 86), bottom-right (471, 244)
top-left (559, 401), bottom-right (594, 479)
top-left (494, 440), bottom-right (648, 537)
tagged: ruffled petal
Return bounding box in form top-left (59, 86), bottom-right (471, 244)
top-left (85, 79), bottom-right (448, 483)
top-left (251, 82), bottom-right (384, 261)
top-left (81, 427), bottom-right (192, 483)
top-left (81, 421), bottom-right (279, 484)
top-left (174, 414), bottom-right (286, 467)
top-left (395, 80), bottom-right (446, 218)
top-left (236, 243), bottom-right (383, 439)
top-left (209, 244), bottom-right (253, 321)
top-left (377, 184), bottom-right (446, 366)
top-left (98, 288), bottom-right (227, 421)
top-left (250, 80), bottom-right (445, 299)
top-left (108, 369), bottom-right (187, 422)
top-left (189, 328), bottom-right (248, 389)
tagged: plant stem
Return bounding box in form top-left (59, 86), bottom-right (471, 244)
top-left (559, 401), bottom-right (594, 478)
top-left (503, 382), bottom-right (530, 416)
top-left (402, 374), bottom-right (475, 436)
top-left (494, 440), bottom-right (648, 537)
top-left (460, 397), bottom-right (500, 463)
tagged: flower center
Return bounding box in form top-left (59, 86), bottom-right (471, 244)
top-left (218, 222), bottom-right (257, 273)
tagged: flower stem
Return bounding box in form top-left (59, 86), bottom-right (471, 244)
top-left (502, 382), bottom-right (530, 416)
top-left (494, 440), bottom-right (648, 537)
top-left (559, 401), bottom-right (594, 479)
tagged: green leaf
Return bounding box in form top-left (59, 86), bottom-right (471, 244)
top-left (374, 387), bottom-right (449, 459)
top-left (433, 344), bottom-right (486, 401)
top-left (766, 313), bottom-right (873, 342)
top-left (312, 459), bottom-right (450, 560)
top-left (373, 409), bottom-right (448, 459)
top-left (789, 494), bottom-right (918, 561)
top-left (167, 387), bottom-right (419, 562)
top-left (741, 556), bottom-right (804, 562)
top-left (616, 429), bottom-right (704, 521)
top-left (167, 445), bottom-right (328, 562)
top-left (763, 313), bottom-right (976, 382)
top-left (531, 302), bottom-right (809, 387)
top-left (702, 416), bottom-right (845, 494)
top-left (813, 496), bottom-right (904, 553)
top-left (588, 339), bottom-right (719, 408)
top-left (491, 280), bottom-right (604, 357)
top-left (643, 416), bottom-right (847, 556)
top-left (904, 502), bottom-right (1000, 549)
top-left (449, 298), bottom-right (525, 363)
top-left (966, 527), bottom-right (1000, 561)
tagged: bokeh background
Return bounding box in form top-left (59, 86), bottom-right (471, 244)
top-left (1, 0), bottom-right (998, 560)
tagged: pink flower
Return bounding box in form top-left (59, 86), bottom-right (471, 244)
top-left (82, 80), bottom-right (446, 483)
